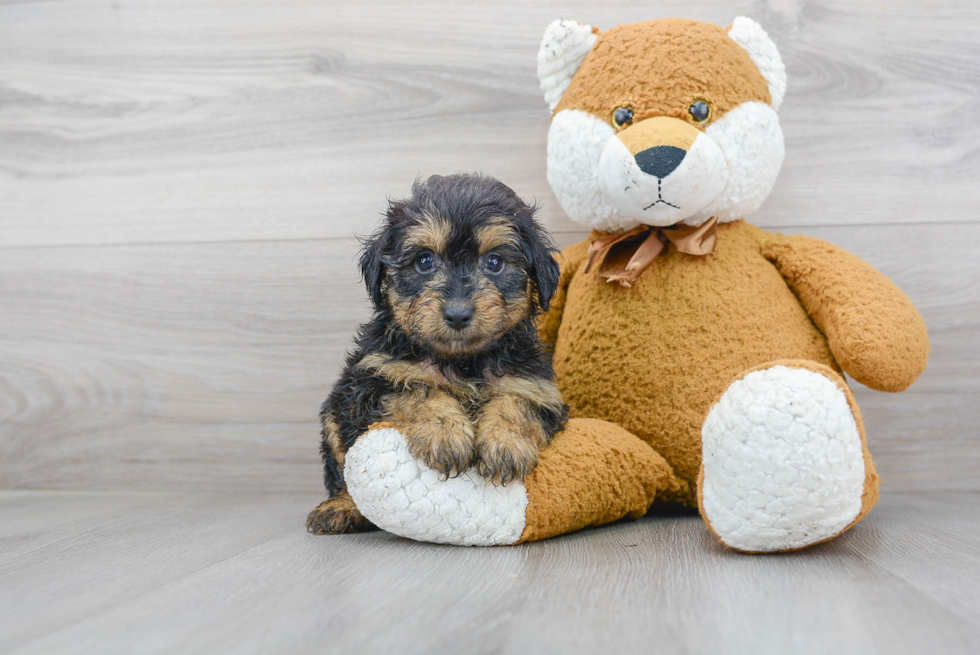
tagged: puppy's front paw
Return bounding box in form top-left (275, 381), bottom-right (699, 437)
top-left (384, 388), bottom-right (476, 478)
top-left (475, 393), bottom-right (548, 485)
top-left (403, 412), bottom-right (476, 479)
top-left (475, 427), bottom-right (539, 486)
top-left (307, 493), bottom-right (376, 535)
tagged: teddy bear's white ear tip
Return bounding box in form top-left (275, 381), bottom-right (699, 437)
top-left (538, 19), bottom-right (597, 111)
top-left (728, 16), bottom-right (787, 111)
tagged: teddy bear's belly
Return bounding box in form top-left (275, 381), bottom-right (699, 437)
top-left (552, 238), bottom-right (837, 504)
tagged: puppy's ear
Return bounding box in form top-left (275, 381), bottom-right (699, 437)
top-left (531, 239), bottom-right (561, 311)
top-left (359, 201), bottom-right (403, 308)
top-left (358, 231), bottom-right (388, 308)
top-left (518, 209), bottom-right (561, 311)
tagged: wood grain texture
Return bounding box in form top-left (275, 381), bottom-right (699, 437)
top-left (1, 0), bottom-right (979, 249)
top-left (1, 0), bottom-right (979, 493)
top-left (1, 490), bottom-right (979, 654)
top-left (1, 223), bottom-right (978, 492)
top-left (0, 238), bottom-right (368, 492)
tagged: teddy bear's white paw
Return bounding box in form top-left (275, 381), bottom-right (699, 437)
top-left (344, 427), bottom-right (529, 546)
top-left (700, 366), bottom-right (866, 552)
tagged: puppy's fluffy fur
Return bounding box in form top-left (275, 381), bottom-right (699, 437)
top-left (307, 174), bottom-right (569, 535)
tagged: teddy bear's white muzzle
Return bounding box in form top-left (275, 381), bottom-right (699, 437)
top-left (597, 131), bottom-right (728, 227)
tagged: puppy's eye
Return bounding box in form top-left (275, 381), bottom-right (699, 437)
top-left (612, 106), bottom-right (634, 130)
top-left (688, 99), bottom-right (711, 124)
top-left (415, 251), bottom-right (437, 274)
top-left (483, 253), bottom-right (505, 275)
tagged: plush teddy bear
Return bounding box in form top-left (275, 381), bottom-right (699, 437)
top-left (343, 16), bottom-right (930, 552)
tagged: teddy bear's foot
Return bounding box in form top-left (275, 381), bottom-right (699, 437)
top-left (345, 418), bottom-right (684, 546)
top-left (344, 425), bottom-right (529, 546)
top-left (699, 361), bottom-right (879, 553)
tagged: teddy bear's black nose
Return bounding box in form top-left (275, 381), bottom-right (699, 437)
top-left (635, 145), bottom-right (687, 179)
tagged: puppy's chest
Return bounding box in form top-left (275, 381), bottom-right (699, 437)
top-left (438, 375), bottom-right (496, 412)
top-left (359, 352), bottom-right (496, 410)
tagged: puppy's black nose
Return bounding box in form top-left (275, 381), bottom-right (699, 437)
top-left (443, 302), bottom-right (474, 331)
top-left (635, 145), bottom-right (686, 179)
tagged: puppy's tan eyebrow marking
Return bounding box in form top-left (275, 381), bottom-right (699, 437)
top-left (476, 218), bottom-right (519, 254)
top-left (404, 213), bottom-right (451, 253)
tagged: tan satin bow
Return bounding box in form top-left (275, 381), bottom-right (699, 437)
top-left (583, 216), bottom-right (719, 287)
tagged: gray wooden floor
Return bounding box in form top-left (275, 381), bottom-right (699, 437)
top-left (2, 490), bottom-right (979, 654)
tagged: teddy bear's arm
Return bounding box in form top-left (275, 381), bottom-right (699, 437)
top-left (538, 240), bottom-right (590, 347)
top-left (762, 234), bottom-right (930, 392)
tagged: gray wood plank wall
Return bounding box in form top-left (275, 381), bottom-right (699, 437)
top-left (2, 0), bottom-right (978, 493)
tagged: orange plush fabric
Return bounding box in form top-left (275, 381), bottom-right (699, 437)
top-left (762, 235), bottom-right (930, 392)
top-left (539, 221), bottom-right (926, 506)
top-left (517, 418), bottom-right (685, 543)
top-left (556, 19), bottom-right (770, 128)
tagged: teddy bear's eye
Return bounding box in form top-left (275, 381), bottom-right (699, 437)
top-left (612, 107), bottom-right (634, 130)
top-left (688, 100), bottom-right (711, 124)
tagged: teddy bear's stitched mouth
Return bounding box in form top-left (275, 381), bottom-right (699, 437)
top-left (642, 178), bottom-right (680, 211)
top-left (644, 198), bottom-right (680, 211)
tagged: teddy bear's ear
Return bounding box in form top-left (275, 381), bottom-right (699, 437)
top-left (727, 17), bottom-right (787, 111)
top-left (537, 20), bottom-right (598, 111)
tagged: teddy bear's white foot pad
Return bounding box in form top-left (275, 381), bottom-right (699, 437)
top-left (700, 366), bottom-right (866, 552)
top-left (344, 427), bottom-right (529, 546)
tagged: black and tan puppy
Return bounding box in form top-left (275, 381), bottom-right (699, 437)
top-left (307, 174), bottom-right (568, 535)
